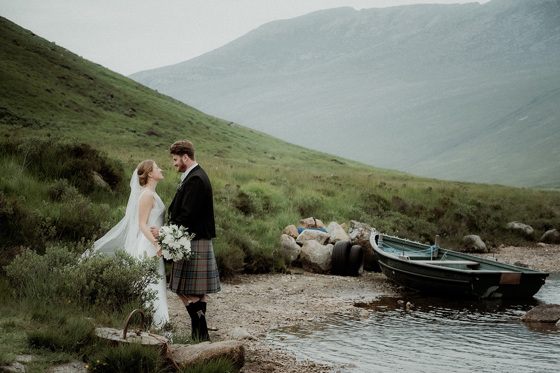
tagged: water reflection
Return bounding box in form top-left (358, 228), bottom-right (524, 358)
top-left (268, 273), bottom-right (560, 373)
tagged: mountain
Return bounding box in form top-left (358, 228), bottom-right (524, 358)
top-left (2, 13), bottom-right (560, 273)
top-left (130, 0), bottom-right (560, 189)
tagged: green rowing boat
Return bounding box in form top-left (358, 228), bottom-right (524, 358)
top-left (369, 230), bottom-right (549, 299)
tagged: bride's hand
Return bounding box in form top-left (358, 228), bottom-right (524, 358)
top-left (156, 248), bottom-right (163, 258)
top-left (150, 226), bottom-right (160, 238)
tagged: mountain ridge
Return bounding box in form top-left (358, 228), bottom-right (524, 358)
top-left (131, 0), bottom-right (560, 188)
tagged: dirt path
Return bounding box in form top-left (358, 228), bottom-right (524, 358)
top-left (165, 244), bottom-right (560, 372)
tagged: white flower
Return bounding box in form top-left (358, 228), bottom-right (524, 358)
top-left (178, 236), bottom-right (190, 249)
top-left (156, 224), bottom-right (196, 261)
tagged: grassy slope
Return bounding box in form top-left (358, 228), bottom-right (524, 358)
top-left (1, 16), bottom-right (560, 276)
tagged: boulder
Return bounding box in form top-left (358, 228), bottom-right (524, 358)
top-left (228, 327), bottom-right (257, 341)
top-left (462, 235), bottom-right (488, 253)
top-left (284, 225), bottom-right (299, 238)
top-left (348, 220), bottom-right (379, 272)
top-left (326, 221), bottom-right (350, 244)
top-left (280, 234), bottom-right (301, 264)
top-left (507, 221), bottom-right (534, 236)
top-left (296, 229), bottom-right (330, 246)
top-left (540, 229), bottom-right (560, 244)
top-left (521, 304), bottom-right (560, 323)
top-left (95, 327), bottom-right (168, 348)
top-left (170, 341), bottom-right (245, 370)
top-left (300, 241), bottom-right (333, 274)
top-left (92, 171), bottom-right (111, 190)
top-left (298, 217), bottom-right (326, 229)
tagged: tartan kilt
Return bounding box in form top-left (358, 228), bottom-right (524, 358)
top-left (170, 238), bottom-right (221, 295)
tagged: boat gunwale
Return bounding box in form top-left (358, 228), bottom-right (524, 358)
top-left (376, 234), bottom-right (549, 276)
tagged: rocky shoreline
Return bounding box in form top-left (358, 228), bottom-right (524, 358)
top-left (165, 244), bottom-right (560, 373)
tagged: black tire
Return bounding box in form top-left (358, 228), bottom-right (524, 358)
top-left (331, 240), bottom-right (351, 275)
top-left (347, 245), bottom-right (364, 276)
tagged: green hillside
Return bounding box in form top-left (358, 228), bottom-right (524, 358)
top-left (1, 16), bottom-right (560, 276)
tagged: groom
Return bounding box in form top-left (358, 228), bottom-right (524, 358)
top-left (152, 139), bottom-right (221, 341)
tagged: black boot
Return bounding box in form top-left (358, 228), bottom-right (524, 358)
top-left (185, 303), bottom-right (199, 341)
top-left (197, 302), bottom-right (210, 342)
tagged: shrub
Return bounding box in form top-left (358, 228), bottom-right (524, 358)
top-left (0, 137), bottom-right (124, 195)
top-left (4, 245), bottom-right (160, 314)
top-left (66, 250), bottom-right (160, 312)
top-left (44, 188), bottom-right (109, 242)
top-left (293, 191), bottom-right (324, 218)
top-left (0, 192), bottom-right (47, 265)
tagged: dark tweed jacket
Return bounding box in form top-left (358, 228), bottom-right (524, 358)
top-left (168, 165), bottom-right (216, 240)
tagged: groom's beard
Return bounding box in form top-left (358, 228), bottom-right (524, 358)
top-left (176, 160), bottom-right (187, 173)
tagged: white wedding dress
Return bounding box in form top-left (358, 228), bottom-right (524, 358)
top-left (92, 169), bottom-right (170, 327)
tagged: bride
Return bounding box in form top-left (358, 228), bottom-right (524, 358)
top-left (92, 159), bottom-right (169, 327)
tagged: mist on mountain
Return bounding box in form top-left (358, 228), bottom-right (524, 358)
top-left (131, 0), bottom-right (560, 188)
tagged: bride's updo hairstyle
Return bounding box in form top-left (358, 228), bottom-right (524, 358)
top-left (137, 160), bottom-right (155, 187)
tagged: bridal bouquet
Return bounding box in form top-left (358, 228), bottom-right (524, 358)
top-left (157, 224), bottom-right (196, 261)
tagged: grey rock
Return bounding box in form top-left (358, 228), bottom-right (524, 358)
top-left (462, 235), bottom-right (488, 253)
top-left (348, 220), bottom-right (379, 271)
top-left (229, 327), bottom-right (257, 341)
top-left (284, 224), bottom-right (299, 238)
top-left (298, 217), bottom-right (326, 229)
top-left (296, 229), bottom-right (330, 246)
top-left (170, 340), bottom-right (245, 370)
top-left (300, 241), bottom-right (333, 274)
top-left (521, 304), bottom-right (560, 323)
top-left (540, 229), bottom-right (560, 244)
top-left (280, 234), bottom-right (301, 264)
top-left (507, 221), bottom-right (534, 236)
top-left (326, 221), bottom-right (350, 244)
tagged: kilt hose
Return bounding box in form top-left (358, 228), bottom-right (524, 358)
top-left (170, 238), bottom-right (221, 295)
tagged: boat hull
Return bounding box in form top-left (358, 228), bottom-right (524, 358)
top-left (371, 232), bottom-right (548, 299)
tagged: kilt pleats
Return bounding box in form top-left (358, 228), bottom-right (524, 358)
top-left (169, 239), bottom-right (221, 295)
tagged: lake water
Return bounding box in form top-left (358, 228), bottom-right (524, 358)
top-left (267, 272), bottom-right (560, 373)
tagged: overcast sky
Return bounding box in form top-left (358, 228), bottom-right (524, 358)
top-left (1, 0), bottom-right (490, 76)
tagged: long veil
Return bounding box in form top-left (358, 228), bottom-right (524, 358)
top-left (90, 169), bottom-right (142, 256)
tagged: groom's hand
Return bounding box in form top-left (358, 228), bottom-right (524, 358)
top-left (150, 226), bottom-right (160, 238)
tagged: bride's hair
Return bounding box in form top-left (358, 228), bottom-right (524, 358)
top-left (137, 159), bottom-right (155, 187)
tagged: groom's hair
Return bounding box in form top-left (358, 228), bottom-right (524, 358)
top-left (170, 140), bottom-right (195, 160)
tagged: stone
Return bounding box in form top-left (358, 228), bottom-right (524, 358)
top-left (91, 171), bottom-right (111, 190)
top-left (326, 221), bottom-right (350, 244)
top-left (170, 341), bottom-right (245, 370)
top-left (298, 217), bottom-right (326, 229)
top-left (95, 327), bottom-right (168, 349)
top-left (462, 235), bottom-right (488, 253)
top-left (296, 229), bottom-right (330, 246)
top-left (300, 241), bottom-right (333, 274)
top-left (507, 221), bottom-right (534, 236)
top-left (540, 229), bottom-right (560, 244)
top-left (228, 327), bottom-right (257, 341)
top-left (348, 220), bottom-right (380, 272)
top-left (284, 225), bottom-right (299, 239)
top-left (521, 304), bottom-right (560, 323)
top-left (280, 234), bottom-right (301, 264)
